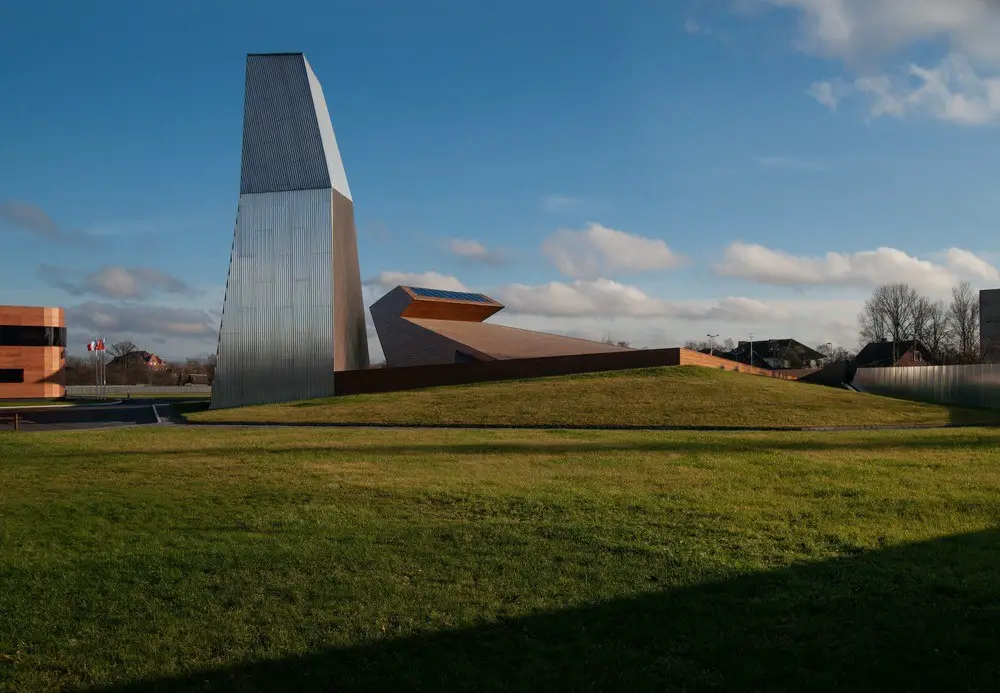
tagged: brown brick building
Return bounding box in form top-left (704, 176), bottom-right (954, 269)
top-left (0, 305), bottom-right (66, 399)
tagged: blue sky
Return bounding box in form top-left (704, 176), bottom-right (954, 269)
top-left (2, 0), bottom-right (999, 361)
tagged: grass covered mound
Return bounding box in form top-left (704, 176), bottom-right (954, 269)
top-left (188, 365), bottom-right (999, 428)
top-left (2, 425), bottom-right (1000, 691)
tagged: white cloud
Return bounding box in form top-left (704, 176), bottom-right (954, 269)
top-left (447, 239), bottom-right (507, 265)
top-left (761, 0), bottom-right (1000, 64)
top-left (806, 80), bottom-right (841, 110)
top-left (363, 271), bottom-right (469, 304)
top-left (716, 242), bottom-right (999, 293)
top-left (41, 264), bottom-right (192, 299)
top-left (754, 1), bottom-right (1000, 125)
top-left (494, 278), bottom-right (787, 321)
top-left (68, 301), bottom-right (217, 339)
top-left (542, 223), bottom-right (686, 279)
top-left (945, 248), bottom-right (1000, 281)
top-left (810, 54), bottom-right (1000, 125)
top-left (757, 156), bottom-right (827, 171)
top-left (540, 195), bottom-right (588, 214)
top-left (490, 293), bottom-right (864, 350)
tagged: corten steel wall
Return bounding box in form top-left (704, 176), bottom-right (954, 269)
top-left (853, 365), bottom-right (1000, 410)
top-left (981, 289), bottom-right (1000, 362)
top-left (0, 306), bottom-right (66, 399)
top-left (212, 53), bottom-right (368, 410)
top-left (331, 188), bottom-right (369, 371)
top-left (371, 286), bottom-right (635, 367)
top-left (335, 348), bottom-right (791, 396)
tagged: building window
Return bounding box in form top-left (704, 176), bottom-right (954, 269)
top-left (0, 369), bottom-right (24, 384)
top-left (913, 350), bottom-right (922, 362)
top-left (455, 350), bottom-right (478, 364)
top-left (0, 325), bottom-right (67, 347)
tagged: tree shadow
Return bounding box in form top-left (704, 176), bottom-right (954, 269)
top-left (24, 428), bottom-right (1000, 461)
top-left (89, 528), bottom-right (1000, 692)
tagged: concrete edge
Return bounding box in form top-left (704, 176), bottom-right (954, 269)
top-left (179, 420), bottom-right (1000, 433)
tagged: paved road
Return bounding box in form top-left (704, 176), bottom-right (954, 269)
top-left (0, 399), bottom-right (191, 432)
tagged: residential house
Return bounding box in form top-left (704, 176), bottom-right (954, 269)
top-left (716, 339), bottom-right (826, 370)
top-left (108, 350), bottom-right (167, 371)
top-left (855, 340), bottom-right (931, 368)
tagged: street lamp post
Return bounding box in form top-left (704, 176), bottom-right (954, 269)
top-left (707, 333), bottom-right (719, 356)
top-left (748, 333), bottom-right (755, 368)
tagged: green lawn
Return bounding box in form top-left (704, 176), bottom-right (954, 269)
top-left (0, 400), bottom-right (71, 409)
top-left (189, 365), bottom-right (1000, 428)
top-left (2, 425), bottom-right (1000, 691)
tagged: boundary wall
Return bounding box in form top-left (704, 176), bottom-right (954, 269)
top-left (853, 364), bottom-right (1000, 410)
top-left (334, 347), bottom-right (793, 396)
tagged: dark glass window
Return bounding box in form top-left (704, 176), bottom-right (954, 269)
top-left (0, 369), bottom-right (24, 384)
top-left (0, 325), bottom-right (67, 347)
top-left (455, 350), bottom-right (478, 364)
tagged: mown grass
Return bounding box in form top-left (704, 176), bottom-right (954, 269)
top-left (189, 365), bottom-right (1000, 428)
top-left (2, 425), bottom-right (1000, 691)
top-left (0, 400), bottom-right (71, 409)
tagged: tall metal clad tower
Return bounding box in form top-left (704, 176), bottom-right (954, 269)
top-left (212, 53), bottom-right (369, 409)
top-left (981, 289), bottom-right (1000, 363)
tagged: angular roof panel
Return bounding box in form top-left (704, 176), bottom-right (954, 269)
top-left (239, 53), bottom-right (351, 198)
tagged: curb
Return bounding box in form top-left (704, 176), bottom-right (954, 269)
top-left (181, 420), bottom-right (1000, 433)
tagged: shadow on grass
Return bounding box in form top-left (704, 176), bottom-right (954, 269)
top-left (27, 430), bottom-right (1000, 462)
top-left (185, 400), bottom-right (1000, 431)
top-left (91, 529), bottom-right (1000, 692)
top-left (950, 405), bottom-right (1000, 426)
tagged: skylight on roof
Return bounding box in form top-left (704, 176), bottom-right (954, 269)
top-left (410, 287), bottom-right (493, 303)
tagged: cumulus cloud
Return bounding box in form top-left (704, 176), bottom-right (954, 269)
top-left (542, 223), bottom-right (686, 279)
top-left (67, 301), bottom-right (217, 339)
top-left (761, 0), bottom-right (1000, 64)
top-left (41, 264), bottom-right (191, 300)
top-left (809, 54), bottom-right (1000, 125)
top-left (755, 1), bottom-right (1000, 125)
top-left (495, 296), bottom-right (864, 353)
top-left (716, 242), bottom-right (1000, 293)
top-left (0, 201), bottom-right (94, 245)
top-left (363, 271), bottom-right (469, 301)
top-left (447, 239), bottom-right (507, 265)
top-left (495, 278), bottom-right (787, 321)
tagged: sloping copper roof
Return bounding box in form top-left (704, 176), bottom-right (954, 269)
top-left (405, 318), bottom-right (632, 359)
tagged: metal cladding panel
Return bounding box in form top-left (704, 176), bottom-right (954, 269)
top-left (981, 289), bottom-right (1000, 361)
top-left (853, 364), bottom-right (1000, 410)
top-left (304, 56), bottom-right (352, 201)
top-left (240, 54), bottom-right (332, 194)
top-left (212, 189), bottom-right (336, 409)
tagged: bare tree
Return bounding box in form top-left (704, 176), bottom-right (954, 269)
top-left (915, 298), bottom-right (950, 363)
top-left (859, 283), bottom-right (922, 360)
top-left (723, 337), bottom-right (735, 352)
top-left (684, 339), bottom-right (712, 352)
top-left (948, 280), bottom-right (980, 363)
top-left (108, 340), bottom-right (138, 384)
top-left (615, 340), bottom-right (631, 348)
top-left (831, 347), bottom-right (855, 363)
top-left (108, 340), bottom-right (137, 361)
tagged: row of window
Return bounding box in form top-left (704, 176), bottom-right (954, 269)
top-left (0, 326), bottom-right (67, 348)
top-left (0, 368), bottom-right (24, 384)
